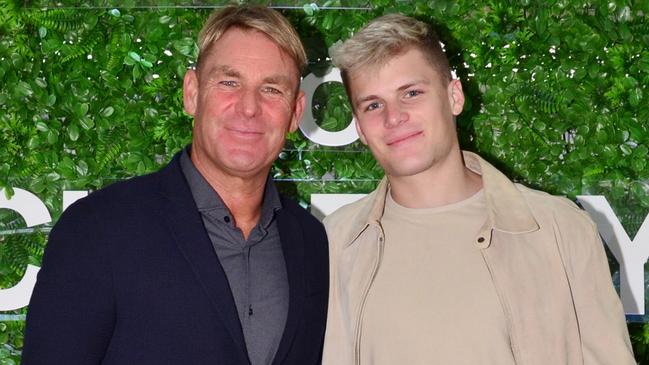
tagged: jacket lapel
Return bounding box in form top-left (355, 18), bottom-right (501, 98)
top-left (272, 204), bottom-right (306, 365)
top-left (155, 153), bottom-right (249, 363)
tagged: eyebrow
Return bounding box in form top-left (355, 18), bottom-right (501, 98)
top-left (397, 79), bottom-right (430, 91)
top-left (207, 65), bottom-right (240, 78)
top-left (204, 65), bottom-right (294, 90)
top-left (263, 75), bottom-right (293, 88)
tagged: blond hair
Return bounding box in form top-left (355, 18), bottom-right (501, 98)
top-left (331, 14), bottom-right (451, 103)
top-left (197, 6), bottom-right (307, 77)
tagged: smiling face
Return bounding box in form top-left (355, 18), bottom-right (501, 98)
top-left (349, 47), bottom-right (464, 179)
top-left (183, 27), bottom-right (304, 180)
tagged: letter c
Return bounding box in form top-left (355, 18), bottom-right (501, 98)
top-left (0, 188), bottom-right (51, 311)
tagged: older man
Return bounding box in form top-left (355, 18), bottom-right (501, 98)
top-left (22, 6), bottom-right (328, 365)
top-left (323, 13), bottom-right (633, 365)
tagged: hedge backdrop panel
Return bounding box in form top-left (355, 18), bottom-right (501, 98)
top-left (1, 0), bottom-right (649, 363)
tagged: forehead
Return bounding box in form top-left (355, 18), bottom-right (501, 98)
top-left (349, 49), bottom-right (444, 96)
top-left (199, 28), bottom-right (300, 84)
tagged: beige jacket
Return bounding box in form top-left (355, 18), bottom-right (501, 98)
top-left (322, 152), bottom-right (634, 365)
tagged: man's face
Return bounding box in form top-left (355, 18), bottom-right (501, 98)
top-left (349, 48), bottom-right (464, 179)
top-left (183, 27), bottom-right (304, 179)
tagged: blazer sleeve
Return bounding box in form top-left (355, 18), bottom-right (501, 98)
top-left (567, 214), bottom-right (636, 365)
top-left (21, 199), bottom-right (115, 365)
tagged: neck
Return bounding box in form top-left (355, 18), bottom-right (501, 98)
top-left (388, 149), bottom-right (482, 209)
top-left (191, 154), bottom-right (267, 240)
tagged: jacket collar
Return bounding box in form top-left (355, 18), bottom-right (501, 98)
top-left (156, 150), bottom-right (311, 364)
top-left (344, 151), bottom-right (540, 247)
top-left (271, 204), bottom-right (306, 365)
top-left (155, 151), bottom-right (250, 363)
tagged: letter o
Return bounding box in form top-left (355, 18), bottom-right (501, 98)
top-left (299, 67), bottom-right (359, 147)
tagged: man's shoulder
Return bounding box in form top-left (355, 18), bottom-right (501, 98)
top-left (322, 191), bottom-right (378, 247)
top-left (60, 165), bottom-right (174, 227)
top-left (515, 183), bottom-right (596, 230)
top-left (80, 170), bottom-right (162, 208)
top-left (83, 151), bottom-right (183, 206)
top-left (323, 193), bottom-right (372, 227)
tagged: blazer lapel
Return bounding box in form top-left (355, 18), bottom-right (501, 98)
top-left (272, 205), bottom-right (306, 365)
top-left (155, 154), bottom-right (249, 363)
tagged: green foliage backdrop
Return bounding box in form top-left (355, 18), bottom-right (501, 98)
top-left (1, 0), bottom-right (649, 363)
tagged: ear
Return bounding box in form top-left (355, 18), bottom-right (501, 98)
top-left (289, 90), bottom-right (305, 133)
top-left (183, 69), bottom-right (199, 116)
top-left (447, 79), bottom-right (465, 116)
top-left (354, 116), bottom-right (368, 145)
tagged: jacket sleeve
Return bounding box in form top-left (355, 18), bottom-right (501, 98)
top-left (321, 215), bottom-right (337, 365)
top-left (321, 214), bottom-right (355, 365)
top-left (21, 200), bottom-right (115, 365)
top-left (566, 212), bottom-right (636, 365)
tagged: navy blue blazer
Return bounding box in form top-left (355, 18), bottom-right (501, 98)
top-left (22, 152), bottom-right (329, 365)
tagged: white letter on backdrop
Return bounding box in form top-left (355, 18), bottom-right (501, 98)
top-left (300, 68), bottom-right (359, 146)
top-left (0, 188), bottom-right (51, 311)
top-left (310, 194), bottom-right (366, 221)
top-left (578, 195), bottom-right (649, 315)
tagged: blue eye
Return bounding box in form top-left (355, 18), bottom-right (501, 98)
top-left (366, 102), bottom-right (381, 111)
top-left (263, 87), bottom-right (281, 95)
top-left (405, 90), bottom-right (422, 98)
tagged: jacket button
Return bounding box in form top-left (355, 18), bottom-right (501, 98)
top-left (477, 237), bottom-right (485, 243)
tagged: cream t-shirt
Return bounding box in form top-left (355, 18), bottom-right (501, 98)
top-left (360, 189), bottom-right (516, 365)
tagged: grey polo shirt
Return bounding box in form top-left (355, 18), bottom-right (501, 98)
top-left (180, 149), bottom-right (289, 365)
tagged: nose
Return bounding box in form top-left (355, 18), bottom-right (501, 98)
top-left (236, 88), bottom-right (260, 118)
top-left (384, 103), bottom-right (408, 128)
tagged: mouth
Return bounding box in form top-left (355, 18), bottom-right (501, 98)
top-left (226, 127), bottom-right (263, 138)
top-left (386, 131), bottom-right (422, 146)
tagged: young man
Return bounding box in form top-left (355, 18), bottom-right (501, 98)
top-left (323, 14), bottom-right (633, 365)
top-left (22, 6), bottom-right (328, 364)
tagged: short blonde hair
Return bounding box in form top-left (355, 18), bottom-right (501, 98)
top-left (197, 6), bottom-right (307, 77)
top-left (331, 14), bottom-right (451, 103)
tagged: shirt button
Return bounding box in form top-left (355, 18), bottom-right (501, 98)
top-left (224, 216), bottom-right (231, 223)
top-left (477, 237), bottom-right (485, 243)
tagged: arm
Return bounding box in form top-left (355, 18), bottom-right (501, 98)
top-left (21, 200), bottom-right (115, 364)
top-left (566, 213), bottom-right (635, 364)
top-left (321, 214), bottom-right (354, 365)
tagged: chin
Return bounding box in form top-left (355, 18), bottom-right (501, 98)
top-left (384, 160), bottom-right (432, 178)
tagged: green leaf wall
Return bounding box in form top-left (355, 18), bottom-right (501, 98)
top-left (1, 0), bottom-right (648, 362)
